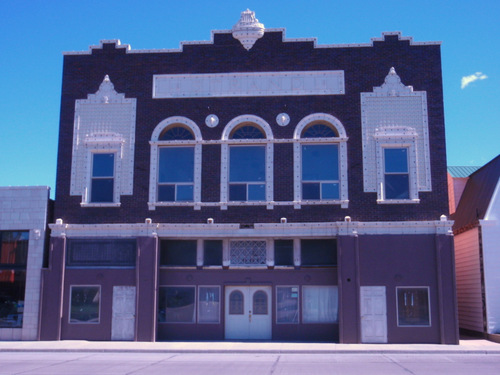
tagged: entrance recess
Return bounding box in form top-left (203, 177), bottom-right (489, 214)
top-left (360, 286), bottom-right (387, 343)
top-left (225, 286), bottom-right (272, 340)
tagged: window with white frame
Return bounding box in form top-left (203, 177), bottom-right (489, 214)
top-left (69, 285), bottom-right (101, 324)
top-left (220, 115), bottom-right (273, 208)
top-left (293, 114), bottom-right (348, 208)
top-left (396, 287), bottom-right (430, 326)
top-left (198, 286), bottom-right (220, 323)
top-left (276, 286), bottom-right (299, 323)
top-left (383, 148), bottom-right (410, 200)
top-left (302, 285), bottom-right (338, 323)
top-left (90, 153), bottom-right (115, 203)
top-left (149, 117), bottom-right (202, 210)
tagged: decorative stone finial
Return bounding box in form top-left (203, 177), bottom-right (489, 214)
top-left (373, 67), bottom-right (413, 96)
top-left (232, 9), bottom-right (265, 51)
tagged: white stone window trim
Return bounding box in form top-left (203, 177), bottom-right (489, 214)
top-left (293, 113), bottom-right (349, 209)
top-left (148, 116), bottom-right (202, 210)
top-left (375, 135), bottom-right (420, 204)
top-left (81, 143), bottom-right (123, 208)
top-left (220, 115), bottom-right (274, 210)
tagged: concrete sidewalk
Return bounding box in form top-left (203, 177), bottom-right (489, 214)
top-left (0, 338), bottom-right (499, 354)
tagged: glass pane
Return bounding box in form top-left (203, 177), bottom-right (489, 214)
top-left (302, 144), bottom-right (338, 181)
top-left (229, 146), bottom-right (265, 182)
top-left (303, 286), bottom-right (338, 323)
top-left (0, 231), bottom-right (29, 266)
top-left (230, 240), bottom-right (267, 265)
top-left (198, 287), bottom-right (220, 323)
top-left (322, 183), bottom-right (339, 199)
top-left (158, 184), bottom-right (175, 202)
top-left (91, 178), bottom-right (114, 203)
top-left (397, 288), bottom-right (430, 326)
top-left (229, 291), bottom-right (244, 314)
top-left (160, 240), bottom-right (197, 266)
top-left (253, 290), bottom-right (268, 315)
top-left (92, 153), bottom-right (114, 177)
top-left (301, 239), bottom-right (337, 266)
top-left (159, 286), bottom-right (195, 323)
top-left (203, 240), bottom-right (223, 266)
top-left (302, 123), bottom-right (337, 138)
top-left (231, 125), bottom-right (265, 139)
top-left (177, 185), bottom-right (193, 201)
top-left (384, 148), bottom-right (408, 173)
top-left (277, 286), bottom-right (299, 323)
top-left (67, 239), bottom-right (136, 268)
top-left (274, 240), bottom-right (294, 266)
top-left (159, 147), bottom-right (194, 183)
top-left (302, 183), bottom-right (320, 200)
top-left (229, 184), bottom-right (246, 201)
top-left (160, 126), bottom-right (194, 140)
top-left (385, 175), bottom-right (410, 199)
top-left (248, 184), bottom-right (265, 201)
top-left (70, 286), bottom-right (100, 323)
top-left (0, 270), bottom-right (26, 328)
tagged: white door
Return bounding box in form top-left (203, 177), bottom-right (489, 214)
top-left (225, 286), bottom-right (272, 340)
top-left (111, 286), bottom-right (136, 341)
top-left (360, 286), bottom-right (387, 343)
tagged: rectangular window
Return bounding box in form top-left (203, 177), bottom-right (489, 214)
top-left (301, 239), bottom-right (337, 266)
top-left (67, 239), bottom-right (136, 268)
top-left (160, 240), bottom-right (197, 266)
top-left (229, 240), bottom-right (266, 266)
top-left (302, 144), bottom-right (339, 200)
top-left (158, 286), bottom-right (195, 323)
top-left (384, 148), bottom-right (410, 200)
top-left (277, 286), bottom-right (299, 324)
top-left (0, 231), bottom-right (29, 328)
top-left (274, 240), bottom-right (294, 266)
top-left (302, 286), bottom-right (338, 323)
top-left (91, 153), bottom-right (115, 203)
top-left (158, 147), bottom-right (194, 202)
top-left (69, 286), bottom-right (100, 323)
top-left (198, 286), bottom-right (220, 323)
top-left (0, 270), bottom-right (26, 328)
top-left (229, 146), bottom-right (266, 201)
top-left (203, 240), bottom-right (223, 266)
top-left (0, 231), bottom-right (29, 267)
top-left (397, 287), bottom-right (430, 326)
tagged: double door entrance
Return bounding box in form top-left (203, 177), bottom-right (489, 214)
top-left (225, 286), bottom-right (272, 340)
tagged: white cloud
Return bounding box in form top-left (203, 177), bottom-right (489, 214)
top-left (461, 72), bottom-right (488, 89)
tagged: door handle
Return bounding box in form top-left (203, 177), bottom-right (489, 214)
top-left (249, 310), bottom-right (252, 322)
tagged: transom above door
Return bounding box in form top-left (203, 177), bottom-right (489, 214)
top-left (225, 286), bottom-right (272, 340)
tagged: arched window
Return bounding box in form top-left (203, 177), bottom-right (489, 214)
top-left (229, 290), bottom-right (244, 315)
top-left (294, 114), bottom-right (348, 208)
top-left (252, 290), bottom-right (268, 315)
top-left (220, 116), bottom-right (273, 208)
top-left (149, 117), bottom-right (202, 209)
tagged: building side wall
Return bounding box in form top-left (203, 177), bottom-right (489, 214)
top-left (454, 228), bottom-right (484, 333)
top-left (0, 187), bottom-right (50, 340)
top-left (481, 220), bottom-right (500, 334)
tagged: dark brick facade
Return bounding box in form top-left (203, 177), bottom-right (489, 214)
top-left (53, 31), bottom-right (448, 225)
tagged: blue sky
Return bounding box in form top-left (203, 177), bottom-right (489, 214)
top-left (1, 0), bottom-right (498, 198)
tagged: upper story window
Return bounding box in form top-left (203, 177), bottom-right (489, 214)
top-left (293, 114), bottom-right (349, 208)
top-left (221, 115), bottom-right (274, 209)
top-left (90, 153), bottom-right (115, 203)
top-left (71, 75), bottom-right (136, 208)
top-left (361, 68), bottom-right (431, 204)
top-left (383, 148), bottom-right (410, 200)
top-left (149, 117), bottom-right (202, 210)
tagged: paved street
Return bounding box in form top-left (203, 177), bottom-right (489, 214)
top-left (0, 352), bottom-right (499, 375)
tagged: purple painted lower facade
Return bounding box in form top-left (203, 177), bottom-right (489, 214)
top-left (39, 224), bottom-right (458, 344)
